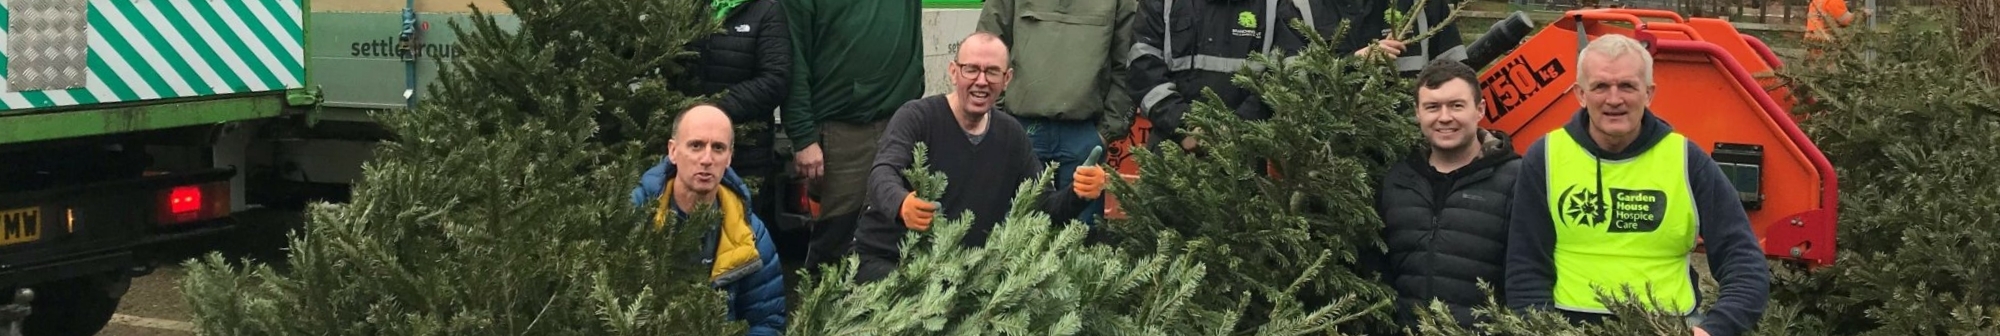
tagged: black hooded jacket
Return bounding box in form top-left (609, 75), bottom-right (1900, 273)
top-left (1374, 129), bottom-right (1521, 329)
top-left (688, 0), bottom-right (790, 168)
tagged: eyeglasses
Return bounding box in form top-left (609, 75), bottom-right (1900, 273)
top-left (952, 62), bottom-right (1008, 80)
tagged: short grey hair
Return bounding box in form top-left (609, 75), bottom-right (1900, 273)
top-left (1577, 34), bottom-right (1654, 86)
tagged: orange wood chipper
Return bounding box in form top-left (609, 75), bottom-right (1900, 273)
top-left (1103, 8), bottom-right (1838, 268)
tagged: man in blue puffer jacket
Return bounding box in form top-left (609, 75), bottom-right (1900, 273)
top-left (630, 105), bottom-right (786, 335)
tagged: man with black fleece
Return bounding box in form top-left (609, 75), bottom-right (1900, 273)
top-left (1505, 34), bottom-right (1770, 336)
top-left (851, 33), bottom-right (1103, 283)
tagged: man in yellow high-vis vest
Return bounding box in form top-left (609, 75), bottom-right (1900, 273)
top-left (1503, 34), bottom-right (1770, 336)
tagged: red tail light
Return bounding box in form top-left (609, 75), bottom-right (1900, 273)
top-left (159, 182), bottom-right (229, 226)
top-left (168, 186), bottom-right (202, 214)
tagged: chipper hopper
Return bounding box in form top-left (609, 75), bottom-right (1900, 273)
top-left (1103, 8), bottom-right (1837, 268)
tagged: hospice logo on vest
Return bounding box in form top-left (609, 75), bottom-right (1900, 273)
top-left (1557, 185), bottom-right (1668, 233)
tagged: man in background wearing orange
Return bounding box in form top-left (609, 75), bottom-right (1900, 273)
top-left (1806, 0), bottom-right (1870, 41)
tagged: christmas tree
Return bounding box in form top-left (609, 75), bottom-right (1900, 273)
top-left (1760, 6), bottom-right (2000, 335)
top-left (1103, 16), bottom-right (1462, 330)
top-left (787, 146), bottom-right (1379, 335)
top-left (179, 0), bottom-right (743, 334)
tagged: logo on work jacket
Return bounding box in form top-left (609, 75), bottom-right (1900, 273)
top-left (1558, 186), bottom-right (1668, 232)
top-left (1232, 12), bottom-right (1262, 37)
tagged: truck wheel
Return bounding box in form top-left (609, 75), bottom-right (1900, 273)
top-left (21, 274), bottom-right (127, 336)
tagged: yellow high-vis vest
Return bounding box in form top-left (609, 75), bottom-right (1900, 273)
top-left (1543, 130), bottom-right (1699, 314)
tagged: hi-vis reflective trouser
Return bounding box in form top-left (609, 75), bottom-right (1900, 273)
top-left (1544, 130), bottom-right (1699, 314)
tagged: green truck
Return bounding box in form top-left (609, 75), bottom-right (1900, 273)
top-left (0, 0), bottom-right (512, 332)
top-left (0, 0), bottom-right (319, 333)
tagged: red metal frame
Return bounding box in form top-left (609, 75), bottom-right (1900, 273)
top-left (1740, 34), bottom-right (1785, 69)
top-left (1654, 39), bottom-right (1839, 267)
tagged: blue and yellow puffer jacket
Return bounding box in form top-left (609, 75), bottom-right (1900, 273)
top-left (630, 157), bottom-right (786, 336)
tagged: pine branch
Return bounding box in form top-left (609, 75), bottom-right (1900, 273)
top-left (1108, 12), bottom-right (1416, 333)
top-left (904, 142), bottom-right (949, 201)
top-left (791, 147), bottom-right (1268, 335)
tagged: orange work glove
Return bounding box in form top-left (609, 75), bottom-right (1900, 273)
top-left (900, 191), bottom-right (938, 231)
top-left (1073, 166), bottom-right (1108, 200)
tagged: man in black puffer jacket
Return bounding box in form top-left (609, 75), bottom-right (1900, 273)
top-left (1372, 59), bottom-right (1520, 332)
top-left (686, 0), bottom-right (790, 231)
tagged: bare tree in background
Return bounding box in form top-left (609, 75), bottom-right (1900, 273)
top-left (1948, 0), bottom-right (2000, 84)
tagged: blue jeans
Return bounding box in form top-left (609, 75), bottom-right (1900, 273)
top-left (1020, 117), bottom-right (1106, 226)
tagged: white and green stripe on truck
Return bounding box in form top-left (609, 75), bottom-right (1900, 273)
top-left (0, 0), bottom-right (304, 144)
top-left (0, 0), bottom-right (304, 111)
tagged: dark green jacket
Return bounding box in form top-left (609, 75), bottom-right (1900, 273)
top-left (782, 0), bottom-right (925, 147)
top-left (976, 0), bottom-right (1136, 138)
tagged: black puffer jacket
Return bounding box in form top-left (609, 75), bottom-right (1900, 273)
top-left (688, 0), bottom-right (790, 168)
top-left (1374, 129), bottom-right (1521, 330)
